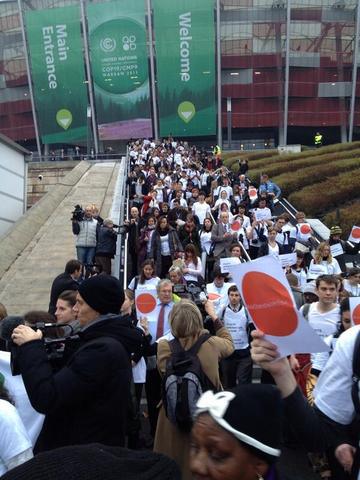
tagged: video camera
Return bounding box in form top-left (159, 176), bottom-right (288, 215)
top-left (71, 204), bottom-right (84, 222)
top-left (0, 316), bottom-right (81, 374)
top-left (172, 282), bottom-right (207, 309)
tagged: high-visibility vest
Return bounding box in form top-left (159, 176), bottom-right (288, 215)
top-left (213, 145), bottom-right (221, 155)
top-left (314, 134), bottom-right (322, 145)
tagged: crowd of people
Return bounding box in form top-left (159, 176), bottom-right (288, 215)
top-left (0, 137), bottom-right (359, 480)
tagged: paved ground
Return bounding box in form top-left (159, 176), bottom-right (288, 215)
top-left (0, 162), bottom-right (119, 314)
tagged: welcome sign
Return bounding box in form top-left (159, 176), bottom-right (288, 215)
top-left (153, 0), bottom-right (216, 137)
top-left (25, 6), bottom-right (88, 144)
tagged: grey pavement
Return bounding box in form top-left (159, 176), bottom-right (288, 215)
top-left (0, 162), bottom-right (119, 315)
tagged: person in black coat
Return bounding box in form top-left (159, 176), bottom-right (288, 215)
top-left (95, 219), bottom-right (118, 274)
top-left (12, 275), bottom-right (144, 453)
top-left (48, 259), bottom-right (82, 315)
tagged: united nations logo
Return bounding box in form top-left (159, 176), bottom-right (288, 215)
top-left (100, 37), bottom-right (116, 52)
top-left (122, 35), bottom-right (136, 51)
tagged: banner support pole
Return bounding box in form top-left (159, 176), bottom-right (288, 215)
top-left (146, 0), bottom-right (159, 141)
top-left (80, 0), bottom-right (99, 154)
top-left (17, 0), bottom-right (42, 157)
top-left (216, 0), bottom-right (222, 148)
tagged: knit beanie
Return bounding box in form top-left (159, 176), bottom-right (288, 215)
top-left (2, 444), bottom-right (181, 480)
top-left (330, 225), bottom-right (342, 236)
top-left (195, 384), bottom-right (283, 463)
top-left (78, 275), bottom-right (124, 315)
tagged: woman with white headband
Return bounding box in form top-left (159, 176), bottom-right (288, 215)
top-left (190, 384), bottom-right (283, 480)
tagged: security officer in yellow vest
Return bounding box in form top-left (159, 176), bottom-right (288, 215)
top-left (314, 132), bottom-right (323, 148)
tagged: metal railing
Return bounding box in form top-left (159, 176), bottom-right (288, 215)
top-left (28, 152), bottom-right (126, 163)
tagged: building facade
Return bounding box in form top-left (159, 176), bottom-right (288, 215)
top-left (0, 0), bottom-right (360, 152)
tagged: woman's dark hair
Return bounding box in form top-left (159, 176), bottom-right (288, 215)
top-left (146, 215), bottom-right (156, 226)
top-left (156, 215), bottom-right (169, 232)
top-left (340, 297), bottom-right (350, 316)
top-left (58, 290), bottom-right (77, 308)
top-left (140, 259), bottom-right (155, 284)
top-left (185, 244), bottom-right (198, 267)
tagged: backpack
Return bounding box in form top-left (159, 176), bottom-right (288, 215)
top-left (162, 333), bottom-right (216, 432)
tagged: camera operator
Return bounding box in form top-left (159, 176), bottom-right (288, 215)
top-left (94, 218), bottom-right (118, 275)
top-left (11, 275), bottom-right (144, 452)
top-left (72, 205), bottom-right (98, 278)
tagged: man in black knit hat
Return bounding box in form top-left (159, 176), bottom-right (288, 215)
top-left (11, 275), bottom-right (143, 453)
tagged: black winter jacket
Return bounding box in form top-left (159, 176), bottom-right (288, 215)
top-left (17, 314), bottom-right (144, 452)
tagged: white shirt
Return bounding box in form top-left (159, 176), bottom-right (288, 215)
top-left (253, 207), bottom-right (272, 222)
top-left (222, 306), bottom-right (249, 350)
top-left (184, 257), bottom-right (203, 282)
top-left (147, 301), bottom-right (174, 344)
top-left (215, 185), bottom-right (233, 199)
top-left (308, 259), bottom-right (342, 279)
top-left (192, 202), bottom-right (211, 224)
top-left (343, 279), bottom-right (360, 297)
top-left (160, 234), bottom-right (171, 256)
top-left (200, 230), bottom-right (212, 254)
top-left (314, 326), bottom-right (360, 425)
top-left (306, 302), bottom-right (340, 365)
top-left (0, 400), bottom-right (33, 476)
top-left (128, 276), bottom-right (160, 291)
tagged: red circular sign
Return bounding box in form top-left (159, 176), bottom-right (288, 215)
top-left (242, 272), bottom-right (298, 336)
top-left (231, 221), bottom-right (241, 231)
top-left (352, 227), bottom-right (360, 240)
top-left (353, 304), bottom-right (360, 325)
top-left (135, 293), bottom-right (156, 314)
top-left (249, 188), bottom-right (257, 198)
top-left (300, 224), bottom-right (311, 234)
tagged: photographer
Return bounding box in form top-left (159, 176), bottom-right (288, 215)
top-left (72, 205), bottom-right (98, 277)
top-left (94, 219), bottom-right (118, 275)
top-left (11, 275), bottom-right (144, 452)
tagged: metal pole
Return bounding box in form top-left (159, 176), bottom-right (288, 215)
top-left (17, 0), bottom-right (42, 157)
top-left (80, 0), bottom-right (99, 154)
top-left (283, 0), bottom-right (291, 146)
top-left (146, 0), bottom-right (159, 141)
top-left (216, 0), bottom-right (222, 148)
top-left (349, 2), bottom-right (360, 142)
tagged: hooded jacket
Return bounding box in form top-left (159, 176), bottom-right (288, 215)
top-left (17, 314), bottom-right (144, 452)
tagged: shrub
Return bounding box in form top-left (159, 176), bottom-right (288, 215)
top-left (288, 168), bottom-right (360, 216)
top-left (272, 157), bottom-right (360, 196)
top-left (323, 200), bottom-right (360, 238)
top-left (248, 148), bottom-right (360, 181)
top-left (248, 141), bottom-right (360, 171)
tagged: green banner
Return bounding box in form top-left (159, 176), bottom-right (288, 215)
top-left (25, 6), bottom-right (88, 144)
top-left (153, 0), bottom-right (216, 137)
top-left (87, 0), bottom-right (152, 140)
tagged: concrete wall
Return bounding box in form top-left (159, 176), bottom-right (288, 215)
top-left (27, 161), bottom-right (79, 208)
top-left (0, 142), bottom-right (26, 237)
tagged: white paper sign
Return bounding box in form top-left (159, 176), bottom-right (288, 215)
top-left (348, 226), bottom-right (360, 243)
top-left (254, 208), bottom-right (271, 222)
top-left (220, 256), bottom-right (241, 273)
top-left (350, 297), bottom-right (360, 326)
top-left (279, 252), bottom-right (297, 268)
top-left (0, 351), bottom-right (44, 446)
top-left (330, 243), bottom-right (344, 257)
top-left (308, 263), bottom-right (327, 279)
top-left (228, 256), bottom-right (329, 358)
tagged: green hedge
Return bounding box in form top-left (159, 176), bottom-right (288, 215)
top-left (288, 168), bottom-right (360, 216)
top-left (249, 149), bottom-right (360, 180)
top-left (271, 156), bottom-right (360, 196)
top-left (323, 200), bottom-right (360, 238)
top-left (247, 141), bottom-right (360, 171)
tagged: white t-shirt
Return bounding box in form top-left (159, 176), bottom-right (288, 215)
top-left (222, 306), bottom-right (249, 350)
top-left (128, 276), bottom-right (160, 291)
top-left (268, 243), bottom-right (280, 258)
top-left (0, 400), bottom-right (33, 476)
top-left (314, 325), bottom-right (360, 425)
top-left (215, 185), bottom-right (233, 199)
top-left (160, 234), bottom-right (171, 256)
top-left (192, 202), bottom-right (211, 224)
top-left (306, 302), bottom-right (340, 365)
top-left (200, 231), bottom-right (212, 254)
top-left (308, 259), bottom-right (342, 279)
top-left (253, 207), bottom-right (272, 222)
top-left (184, 257), bottom-right (203, 282)
top-left (343, 279), bottom-right (360, 297)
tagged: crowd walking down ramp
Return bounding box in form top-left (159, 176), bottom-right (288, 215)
top-left (0, 161), bottom-right (120, 315)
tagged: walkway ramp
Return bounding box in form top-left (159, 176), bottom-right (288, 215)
top-left (0, 161), bottom-right (120, 315)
